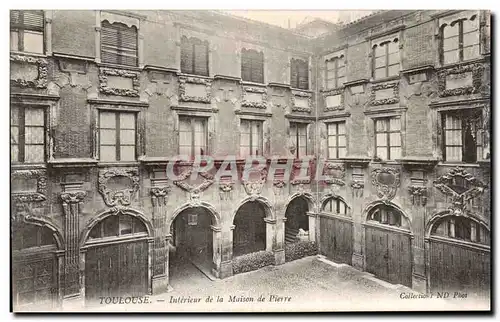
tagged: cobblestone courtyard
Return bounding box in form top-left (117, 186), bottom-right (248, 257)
top-left (89, 256), bottom-right (490, 312)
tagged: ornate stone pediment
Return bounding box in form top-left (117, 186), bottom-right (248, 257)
top-left (11, 169), bottom-right (47, 205)
top-left (433, 167), bottom-right (486, 215)
top-left (99, 67), bottom-right (140, 97)
top-left (437, 62), bottom-right (484, 98)
top-left (371, 167), bottom-right (400, 200)
top-left (179, 76), bottom-right (212, 103)
top-left (10, 54), bottom-right (48, 89)
top-left (98, 168), bottom-right (140, 207)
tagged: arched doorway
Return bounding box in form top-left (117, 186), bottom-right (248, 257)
top-left (364, 203), bottom-right (412, 287)
top-left (83, 213), bottom-right (150, 304)
top-left (284, 196), bottom-right (309, 244)
top-left (12, 223), bottom-right (60, 311)
top-left (319, 196), bottom-right (352, 265)
top-left (169, 206), bottom-right (215, 280)
top-left (233, 201), bottom-right (267, 257)
top-left (428, 214), bottom-right (490, 295)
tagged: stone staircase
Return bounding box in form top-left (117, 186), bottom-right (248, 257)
top-left (285, 228), bottom-right (299, 244)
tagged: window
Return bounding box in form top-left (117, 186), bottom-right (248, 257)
top-left (10, 10), bottom-right (44, 54)
top-left (368, 205), bottom-right (403, 227)
top-left (13, 225), bottom-right (56, 251)
top-left (441, 15), bottom-right (480, 65)
top-left (99, 111), bottom-right (136, 162)
top-left (240, 120), bottom-right (263, 157)
top-left (431, 216), bottom-right (489, 245)
top-left (11, 106), bottom-right (46, 164)
top-left (181, 36), bottom-right (209, 76)
top-left (88, 215), bottom-right (147, 239)
top-left (326, 56), bottom-right (345, 89)
top-left (322, 198), bottom-right (348, 215)
top-left (290, 58), bottom-right (309, 90)
top-left (290, 123), bottom-right (308, 158)
top-left (373, 38), bottom-right (400, 79)
top-left (101, 20), bottom-right (138, 67)
top-left (327, 122), bottom-right (346, 159)
top-left (375, 117), bottom-right (401, 160)
top-left (179, 116), bottom-right (208, 158)
top-left (241, 48), bottom-right (264, 83)
top-left (442, 109), bottom-right (483, 163)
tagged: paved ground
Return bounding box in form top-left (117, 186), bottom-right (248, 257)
top-left (89, 256), bottom-right (490, 312)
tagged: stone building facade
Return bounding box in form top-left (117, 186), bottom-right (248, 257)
top-left (10, 9), bottom-right (491, 310)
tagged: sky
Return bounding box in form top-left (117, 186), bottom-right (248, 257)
top-left (223, 10), bottom-right (375, 29)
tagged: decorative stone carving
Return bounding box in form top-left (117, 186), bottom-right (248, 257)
top-left (11, 170), bottom-right (47, 205)
top-left (272, 180), bottom-right (286, 197)
top-left (179, 76), bottom-right (212, 103)
top-left (98, 168), bottom-right (140, 207)
top-left (218, 182), bottom-right (234, 201)
top-left (433, 167), bottom-right (486, 215)
top-left (241, 85), bottom-right (268, 109)
top-left (150, 186), bottom-right (171, 206)
top-left (371, 167), bottom-right (401, 201)
top-left (322, 88), bottom-right (344, 112)
top-left (10, 54), bottom-right (48, 89)
top-left (351, 180), bottom-right (364, 198)
top-left (408, 186), bottom-right (427, 206)
top-left (242, 168), bottom-right (267, 199)
top-left (99, 67), bottom-right (140, 97)
top-left (173, 168), bottom-right (214, 194)
top-left (322, 162), bottom-right (346, 186)
top-left (60, 189), bottom-right (86, 296)
top-left (148, 179), bottom-right (170, 277)
top-left (437, 62), bottom-right (484, 97)
top-left (215, 87), bottom-right (237, 104)
top-left (370, 82), bottom-right (399, 106)
top-left (291, 90), bottom-right (313, 112)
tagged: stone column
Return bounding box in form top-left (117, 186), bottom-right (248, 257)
top-left (150, 186), bottom-right (170, 294)
top-left (210, 225), bottom-right (222, 278)
top-left (219, 225), bottom-right (234, 278)
top-left (306, 211), bottom-right (318, 242)
top-left (274, 218), bottom-right (286, 265)
top-left (264, 218), bottom-right (276, 252)
top-left (60, 189), bottom-right (86, 301)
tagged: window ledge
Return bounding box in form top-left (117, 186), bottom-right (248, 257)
top-left (178, 73), bottom-right (212, 80)
top-left (11, 163), bottom-right (47, 170)
top-left (96, 62), bottom-right (143, 71)
top-left (10, 51), bottom-right (47, 58)
top-left (370, 75), bottom-right (400, 84)
top-left (436, 57), bottom-right (488, 70)
top-left (290, 87), bottom-right (312, 93)
top-left (437, 162), bottom-right (482, 168)
top-left (97, 161), bottom-right (140, 168)
top-left (241, 80), bottom-right (266, 87)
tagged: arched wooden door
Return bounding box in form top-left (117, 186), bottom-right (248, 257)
top-left (364, 204), bottom-right (412, 287)
top-left (12, 223), bottom-right (59, 311)
top-left (84, 214), bottom-right (149, 304)
top-left (233, 201), bottom-right (267, 257)
top-left (284, 196), bottom-right (309, 244)
top-left (429, 215), bottom-right (490, 295)
top-left (319, 197), bottom-right (352, 265)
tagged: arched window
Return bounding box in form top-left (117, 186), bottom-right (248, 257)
top-left (13, 224), bottom-right (56, 251)
top-left (88, 215), bottom-right (147, 240)
top-left (322, 197), bottom-right (348, 215)
top-left (431, 215), bottom-right (489, 245)
top-left (367, 205), bottom-right (405, 228)
top-left (372, 38), bottom-right (399, 80)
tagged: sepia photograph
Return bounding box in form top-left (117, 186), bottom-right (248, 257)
top-left (8, 6), bottom-right (492, 313)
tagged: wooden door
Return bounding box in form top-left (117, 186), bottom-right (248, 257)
top-left (365, 225), bottom-right (412, 287)
top-left (13, 256), bottom-right (57, 310)
top-left (319, 215), bottom-right (353, 265)
top-left (430, 239), bottom-right (490, 295)
top-left (85, 240), bottom-right (148, 303)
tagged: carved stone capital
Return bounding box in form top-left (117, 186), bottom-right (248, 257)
top-left (61, 191), bottom-right (86, 205)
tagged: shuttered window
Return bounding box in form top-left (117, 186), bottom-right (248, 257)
top-left (290, 58), bottom-right (309, 90)
top-left (442, 109), bottom-right (483, 163)
top-left (290, 122), bottom-right (307, 158)
top-left (11, 106), bottom-right (46, 164)
top-left (240, 120), bottom-right (263, 157)
top-left (99, 111), bottom-right (137, 162)
top-left (181, 36), bottom-right (209, 76)
top-left (241, 49), bottom-right (264, 83)
top-left (441, 15), bottom-right (480, 65)
top-left (10, 10), bottom-right (44, 54)
top-left (101, 20), bottom-right (138, 67)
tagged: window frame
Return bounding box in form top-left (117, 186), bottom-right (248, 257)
top-left (98, 110), bottom-right (138, 162)
top-left (11, 105), bottom-right (47, 164)
top-left (439, 14), bottom-right (480, 65)
top-left (100, 19), bottom-right (139, 67)
top-left (10, 10), bottom-right (45, 54)
top-left (321, 197), bottom-right (348, 215)
top-left (290, 57), bottom-right (309, 90)
top-left (178, 116), bottom-right (209, 158)
top-left (374, 117), bottom-right (402, 161)
top-left (327, 121), bottom-right (347, 159)
top-left (180, 36), bottom-right (210, 77)
top-left (372, 38), bottom-right (400, 80)
top-left (290, 122), bottom-right (308, 159)
top-left (241, 48), bottom-right (264, 84)
top-left (240, 119), bottom-right (264, 157)
top-left (88, 215), bottom-right (148, 240)
top-left (325, 55), bottom-right (345, 89)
